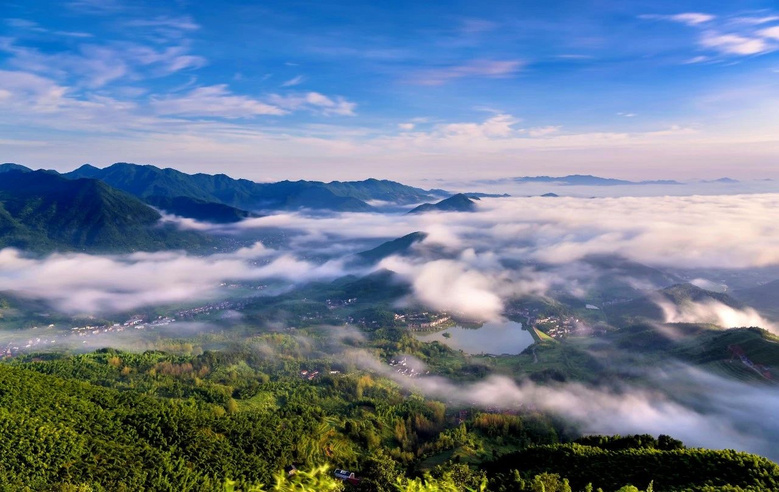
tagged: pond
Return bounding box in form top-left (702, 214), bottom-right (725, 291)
top-left (413, 321), bottom-right (534, 355)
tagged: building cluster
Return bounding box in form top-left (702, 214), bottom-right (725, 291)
top-left (300, 369), bottom-right (340, 381)
top-left (388, 357), bottom-right (429, 378)
top-left (325, 298), bottom-right (357, 309)
top-left (534, 315), bottom-right (580, 339)
top-left (395, 312), bottom-right (453, 331)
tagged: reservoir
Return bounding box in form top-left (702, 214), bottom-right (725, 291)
top-left (414, 321), bottom-right (534, 355)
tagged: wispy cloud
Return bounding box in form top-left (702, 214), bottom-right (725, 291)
top-left (411, 59), bottom-right (523, 85)
top-left (642, 11), bottom-right (779, 58)
top-left (125, 16), bottom-right (200, 32)
top-left (281, 75), bottom-right (305, 87)
top-left (640, 12), bottom-right (715, 26)
top-left (670, 13), bottom-right (715, 26)
top-left (67, 0), bottom-right (125, 15)
top-left (700, 32), bottom-right (769, 55)
top-left (269, 92), bottom-right (357, 116)
top-left (152, 85), bottom-right (287, 118)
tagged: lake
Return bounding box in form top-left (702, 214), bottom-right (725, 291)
top-left (413, 321), bottom-right (534, 355)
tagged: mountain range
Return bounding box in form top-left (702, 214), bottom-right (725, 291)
top-left (64, 163), bottom-right (441, 212)
top-left (0, 170), bottom-right (212, 253)
top-left (0, 162), bottom-right (452, 252)
top-left (482, 175), bottom-right (684, 186)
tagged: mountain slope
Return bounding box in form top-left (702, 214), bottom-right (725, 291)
top-left (0, 171), bottom-right (212, 252)
top-left (408, 193), bottom-right (479, 214)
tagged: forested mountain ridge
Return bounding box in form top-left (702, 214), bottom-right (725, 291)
top-left (64, 162), bottom-right (442, 212)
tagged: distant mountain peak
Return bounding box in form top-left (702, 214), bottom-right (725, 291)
top-left (408, 193), bottom-right (479, 214)
top-left (0, 163), bottom-right (32, 174)
top-left (487, 175), bottom-right (684, 186)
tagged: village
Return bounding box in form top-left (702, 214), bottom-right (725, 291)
top-left (0, 299), bottom-right (244, 359)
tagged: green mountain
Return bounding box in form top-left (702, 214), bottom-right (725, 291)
top-left (0, 170), bottom-right (212, 253)
top-left (65, 163), bottom-right (439, 212)
top-left (408, 193), bottom-right (479, 214)
top-left (145, 195), bottom-right (259, 224)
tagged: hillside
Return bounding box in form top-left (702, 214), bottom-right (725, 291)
top-left (0, 171), bottom-right (212, 253)
top-left (65, 163), bottom-right (439, 212)
top-left (408, 193), bottom-right (479, 214)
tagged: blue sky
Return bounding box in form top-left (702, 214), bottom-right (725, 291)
top-left (1, 0), bottom-right (779, 182)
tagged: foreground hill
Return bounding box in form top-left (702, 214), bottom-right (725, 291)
top-left (1, 348), bottom-right (776, 491)
top-left (65, 163), bottom-right (440, 212)
top-left (0, 171), bottom-right (212, 252)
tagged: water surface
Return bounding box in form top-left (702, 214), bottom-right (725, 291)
top-left (414, 321), bottom-right (533, 355)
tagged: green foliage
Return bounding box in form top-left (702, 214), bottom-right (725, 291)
top-left (224, 465), bottom-right (343, 491)
top-left (485, 440), bottom-right (779, 491)
top-left (0, 346), bottom-right (776, 491)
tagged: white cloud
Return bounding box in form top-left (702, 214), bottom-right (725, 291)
top-left (758, 26), bottom-right (779, 40)
top-left (0, 245), bottom-right (348, 314)
top-left (657, 298), bottom-right (778, 333)
top-left (527, 125), bottom-right (561, 137)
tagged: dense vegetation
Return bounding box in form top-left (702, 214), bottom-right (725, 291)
top-left (0, 339), bottom-right (775, 491)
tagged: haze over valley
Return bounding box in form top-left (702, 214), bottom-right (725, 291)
top-left (3, 0), bottom-right (779, 489)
